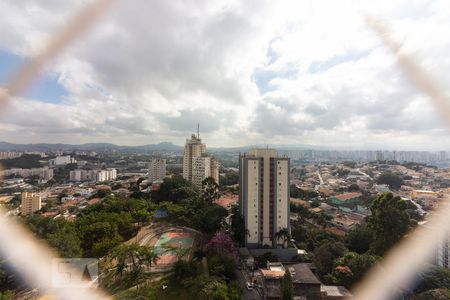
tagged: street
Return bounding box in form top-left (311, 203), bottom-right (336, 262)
top-left (235, 267), bottom-right (262, 300)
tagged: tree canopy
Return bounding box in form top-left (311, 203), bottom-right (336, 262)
top-left (376, 172), bottom-right (404, 190)
top-left (367, 193), bottom-right (412, 256)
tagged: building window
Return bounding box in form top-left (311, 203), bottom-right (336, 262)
top-left (279, 172), bottom-right (281, 175)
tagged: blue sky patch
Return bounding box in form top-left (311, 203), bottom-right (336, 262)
top-left (307, 50), bottom-right (370, 74)
top-left (253, 67), bottom-right (298, 94)
top-left (0, 49), bottom-right (68, 104)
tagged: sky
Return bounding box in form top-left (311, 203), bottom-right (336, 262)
top-left (0, 0), bottom-right (450, 150)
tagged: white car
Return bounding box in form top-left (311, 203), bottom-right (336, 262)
top-left (246, 282), bottom-right (253, 290)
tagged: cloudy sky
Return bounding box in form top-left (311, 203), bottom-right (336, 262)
top-left (0, 0), bottom-right (450, 150)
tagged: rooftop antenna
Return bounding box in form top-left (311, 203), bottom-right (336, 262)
top-left (197, 123), bottom-right (200, 138)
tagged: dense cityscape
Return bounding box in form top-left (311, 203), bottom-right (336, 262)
top-left (2, 1), bottom-right (450, 300)
top-left (1, 133), bottom-right (450, 299)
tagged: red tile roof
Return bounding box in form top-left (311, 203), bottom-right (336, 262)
top-left (215, 194), bottom-right (238, 208)
top-left (88, 198), bottom-right (102, 205)
top-left (333, 192), bottom-right (362, 201)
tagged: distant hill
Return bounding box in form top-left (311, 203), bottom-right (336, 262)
top-left (0, 141), bottom-right (183, 152)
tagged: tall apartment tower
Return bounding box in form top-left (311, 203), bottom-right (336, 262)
top-left (21, 192), bottom-right (42, 215)
top-left (183, 134), bottom-right (206, 182)
top-left (239, 149), bottom-right (290, 248)
top-left (149, 158), bottom-right (167, 182)
top-left (192, 155), bottom-right (220, 188)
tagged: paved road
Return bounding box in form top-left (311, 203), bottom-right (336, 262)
top-left (316, 170), bottom-right (324, 185)
top-left (235, 268), bottom-right (261, 300)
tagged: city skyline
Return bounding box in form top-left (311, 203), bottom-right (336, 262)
top-left (1, 1), bottom-right (450, 150)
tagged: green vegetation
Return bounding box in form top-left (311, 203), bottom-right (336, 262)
top-left (290, 184), bottom-right (318, 199)
top-left (367, 192), bottom-right (412, 255)
top-left (376, 172), bottom-right (404, 190)
top-left (289, 192), bottom-right (417, 290)
top-left (348, 183), bottom-right (360, 192)
top-left (201, 177), bottom-right (220, 203)
top-left (0, 261), bottom-right (14, 298)
top-left (230, 205), bottom-right (246, 246)
top-left (102, 244), bottom-right (159, 292)
top-left (281, 269), bottom-right (294, 300)
top-left (219, 171), bottom-right (239, 187)
top-left (326, 252), bottom-right (380, 288)
top-left (0, 154), bottom-right (42, 169)
top-left (413, 289), bottom-right (450, 300)
top-left (152, 175), bottom-right (198, 203)
top-left (415, 266), bottom-right (450, 294)
top-left (53, 163), bottom-right (78, 183)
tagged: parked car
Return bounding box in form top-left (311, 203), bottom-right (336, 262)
top-left (246, 282), bottom-right (253, 290)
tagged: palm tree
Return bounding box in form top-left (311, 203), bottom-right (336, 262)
top-left (275, 228), bottom-right (291, 248)
top-left (109, 244), bottom-right (159, 284)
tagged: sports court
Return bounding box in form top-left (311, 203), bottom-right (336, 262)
top-left (153, 231), bottom-right (195, 266)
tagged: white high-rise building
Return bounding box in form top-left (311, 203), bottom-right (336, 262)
top-left (70, 169), bottom-right (97, 182)
top-left (96, 168), bottom-right (117, 182)
top-left (49, 155), bottom-right (76, 167)
top-left (182, 129), bottom-right (219, 188)
top-left (21, 192), bottom-right (41, 215)
top-left (69, 169), bottom-right (117, 182)
top-left (148, 158), bottom-right (166, 182)
top-left (192, 156), bottom-right (219, 188)
top-left (239, 149), bottom-right (290, 248)
top-left (183, 134), bottom-right (206, 182)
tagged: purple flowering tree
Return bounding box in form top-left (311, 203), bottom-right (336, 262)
top-left (206, 233), bottom-right (239, 257)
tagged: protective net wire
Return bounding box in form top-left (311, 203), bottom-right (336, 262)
top-left (0, 3), bottom-right (449, 300)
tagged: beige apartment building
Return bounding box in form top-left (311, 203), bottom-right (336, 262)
top-left (192, 156), bottom-right (219, 188)
top-left (182, 133), bottom-right (219, 188)
top-left (183, 134), bottom-right (206, 181)
top-left (239, 149), bottom-right (290, 248)
top-left (148, 158), bottom-right (166, 182)
top-left (21, 192), bottom-right (42, 215)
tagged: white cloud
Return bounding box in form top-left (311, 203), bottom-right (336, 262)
top-left (0, 0), bottom-right (450, 149)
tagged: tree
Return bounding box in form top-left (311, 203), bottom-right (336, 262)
top-left (414, 289), bottom-right (450, 300)
top-left (0, 261), bottom-right (8, 288)
top-left (348, 183), bottom-right (360, 192)
top-left (331, 252), bottom-right (380, 288)
top-left (208, 254), bottom-right (237, 280)
top-left (219, 172), bottom-right (239, 187)
top-left (415, 266), bottom-right (450, 294)
top-left (108, 244), bottom-right (158, 283)
top-left (346, 226), bottom-right (372, 254)
top-left (152, 175), bottom-right (198, 203)
top-left (189, 204), bottom-right (227, 235)
top-left (202, 177), bottom-right (220, 203)
top-left (313, 241), bottom-right (347, 277)
top-left (206, 233), bottom-right (238, 257)
top-left (47, 228), bottom-right (83, 258)
top-left (0, 290), bottom-right (15, 300)
top-left (230, 205), bottom-right (246, 246)
top-left (173, 260), bottom-right (198, 281)
top-left (275, 228), bottom-right (291, 248)
top-left (310, 200), bottom-right (320, 208)
top-left (376, 172), bottom-right (404, 190)
top-left (281, 269), bottom-right (294, 300)
top-left (197, 276), bottom-right (230, 300)
top-left (23, 215), bottom-right (82, 257)
top-left (367, 193), bottom-right (411, 256)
